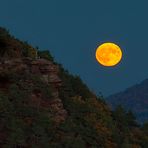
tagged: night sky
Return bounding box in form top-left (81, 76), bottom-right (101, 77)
top-left (0, 0), bottom-right (148, 97)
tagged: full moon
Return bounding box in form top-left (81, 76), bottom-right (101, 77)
top-left (95, 42), bottom-right (122, 67)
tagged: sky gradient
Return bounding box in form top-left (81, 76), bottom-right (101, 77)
top-left (0, 0), bottom-right (148, 96)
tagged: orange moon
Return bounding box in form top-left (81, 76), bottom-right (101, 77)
top-left (95, 42), bottom-right (122, 67)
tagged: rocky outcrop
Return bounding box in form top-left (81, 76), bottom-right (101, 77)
top-left (0, 58), bottom-right (67, 124)
top-left (0, 57), bottom-right (61, 86)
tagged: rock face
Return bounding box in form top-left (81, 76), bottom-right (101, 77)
top-left (0, 58), bottom-right (67, 124)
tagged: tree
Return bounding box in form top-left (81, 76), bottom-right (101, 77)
top-left (126, 110), bottom-right (138, 127)
top-left (38, 50), bottom-right (54, 61)
top-left (113, 105), bottom-right (129, 146)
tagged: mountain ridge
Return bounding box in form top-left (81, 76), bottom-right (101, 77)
top-left (107, 78), bottom-right (148, 123)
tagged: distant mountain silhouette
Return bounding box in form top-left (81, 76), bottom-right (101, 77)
top-left (107, 79), bottom-right (148, 123)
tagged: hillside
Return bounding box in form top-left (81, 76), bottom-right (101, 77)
top-left (107, 79), bottom-right (148, 123)
top-left (0, 27), bottom-right (147, 147)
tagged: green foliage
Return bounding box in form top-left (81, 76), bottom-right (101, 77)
top-left (6, 118), bottom-right (26, 146)
top-left (0, 27), bottom-right (10, 54)
top-left (142, 122), bottom-right (148, 135)
top-left (0, 92), bottom-right (13, 118)
top-left (0, 81), bottom-right (54, 147)
top-left (0, 27), bottom-right (10, 37)
top-left (126, 110), bottom-right (139, 127)
top-left (38, 50), bottom-right (54, 61)
top-left (140, 122), bottom-right (148, 147)
top-left (22, 41), bottom-right (38, 58)
top-left (0, 28), bottom-right (23, 58)
top-left (59, 64), bottom-right (94, 99)
top-left (58, 95), bottom-right (114, 147)
top-left (0, 28), bottom-right (38, 59)
top-left (112, 105), bottom-right (141, 147)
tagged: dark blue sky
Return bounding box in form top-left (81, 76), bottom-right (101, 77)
top-left (0, 0), bottom-right (148, 96)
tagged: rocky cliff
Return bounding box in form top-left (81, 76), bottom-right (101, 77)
top-left (0, 58), bottom-right (67, 125)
